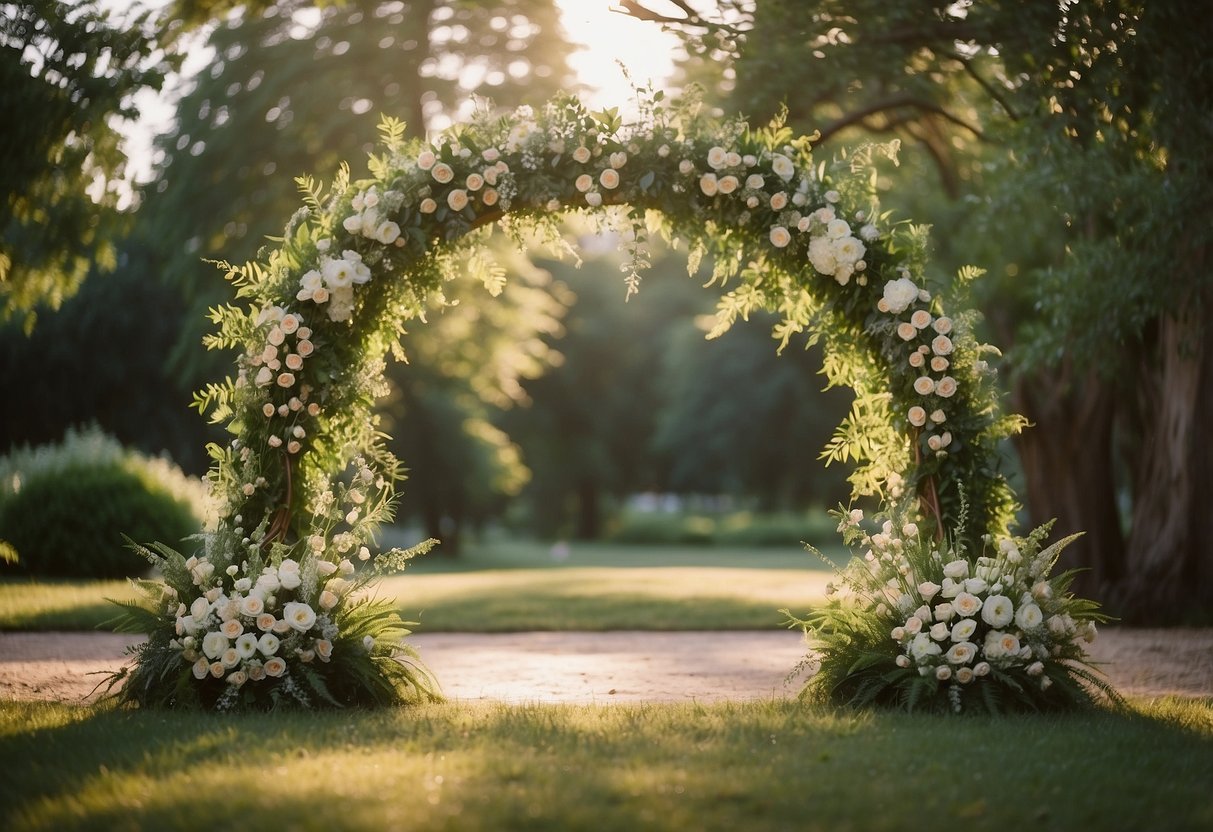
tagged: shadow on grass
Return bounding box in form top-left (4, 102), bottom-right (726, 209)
top-left (1, 698), bottom-right (1210, 831)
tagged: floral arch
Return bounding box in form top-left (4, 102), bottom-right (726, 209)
top-left (113, 93), bottom-right (1114, 714)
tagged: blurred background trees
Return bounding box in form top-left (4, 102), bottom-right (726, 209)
top-left (3, 0), bottom-right (1208, 619)
top-left (623, 0), bottom-right (1212, 618)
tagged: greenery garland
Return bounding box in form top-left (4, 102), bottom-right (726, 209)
top-left (110, 90), bottom-right (1113, 712)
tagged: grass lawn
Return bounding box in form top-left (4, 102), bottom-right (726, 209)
top-left (0, 697), bottom-right (1210, 831)
top-left (0, 540), bottom-right (839, 632)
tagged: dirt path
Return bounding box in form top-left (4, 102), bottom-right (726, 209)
top-left (1, 628), bottom-right (1210, 705)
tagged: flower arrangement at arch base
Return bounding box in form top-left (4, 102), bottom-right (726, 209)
top-left (784, 501), bottom-right (1120, 714)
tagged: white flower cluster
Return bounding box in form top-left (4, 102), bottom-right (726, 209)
top-left (298, 247), bottom-right (371, 323)
top-left (837, 511), bottom-right (1098, 706)
top-left (171, 552), bottom-right (357, 690)
top-left (342, 186), bottom-right (403, 246)
top-left (876, 277), bottom-right (960, 455)
top-left (675, 144), bottom-right (873, 285)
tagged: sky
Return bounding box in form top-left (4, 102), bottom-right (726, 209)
top-left (114, 0), bottom-right (684, 189)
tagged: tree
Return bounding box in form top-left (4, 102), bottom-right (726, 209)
top-left (0, 0), bottom-right (166, 330)
top-left (654, 312), bottom-right (851, 510)
top-left (136, 0), bottom-right (577, 549)
top-left (626, 0), bottom-right (1213, 621)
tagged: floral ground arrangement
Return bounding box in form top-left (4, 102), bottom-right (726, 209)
top-left (111, 91), bottom-right (1114, 712)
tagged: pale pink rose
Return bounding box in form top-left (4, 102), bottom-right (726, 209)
top-left (431, 162), bottom-right (454, 183)
top-left (209, 661), bottom-right (225, 678)
top-left (465, 173), bottom-right (484, 191)
top-left (706, 146), bottom-right (728, 169)
top-left (699, 173), bottom-right (719, 196)
top-left (220, 619), bottom-right (243, 639)
top-left (955, 667), bottom-right (974, 683)
top-left (913, 376), bottom-right (936, 396)
top-left (319, 590), bottom-right (339, 611)
top-left (908, 406), bottom-right (927, 427)
top-left (482, 147), bottom-right (500, 162)
top-left (447, 189), bottom-right (469, 211)
top-left (932, 335), bottom-right (953, 355)
top-left (954, 592), bottom-right (982, 617)
top-left (770, 192), bottom-right (788, 211)
top-left (264, 657), bottom-right (287, 677)
top-left (897, 322), bottom-right (918, 341)
top-left (717, 175), bottom-right (739, 194)
top-left (256, 613), bottom-right (276, 632)
top-left (745, 174), bottom-right (764, 189)
top-left (930, 356), bottom-right (949, 372)
top-left (572, 146), bottom-right (591, 163)
top-left (909, 352), bottom-right (925, 368)
top-left (599, 169), bottom-right (620, 190)
top-left (933, 316), bottom-right (953, 335)
top-left (315, 639), bottom-right (333, 661)
top-left (193, 657), bottom-right (210, 679)
top-left (936, 376), bottom-right (958, 398)
top-left (769, 226), bottom-right (791, 248)
top-left (610, 151), bottom-right (627, 169)
top-left (276, 372), bottom-right (295, 388)
top-left (911, 310), bottom-right (932, 329)
top-left (575, 174), bottom-right (593, 193)
top-left (481, 188), bottom-right (499, 206)
top-left (419, 198), bottom-right (437, 214)
top-left (417, 150), bottom-right (436, 170)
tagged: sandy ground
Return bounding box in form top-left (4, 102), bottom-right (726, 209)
top-left (1, 628), bottom-right (1211, 705)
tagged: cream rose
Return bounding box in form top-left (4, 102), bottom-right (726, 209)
top-left (575, 173), bottom-right (593, 193)
top-left (908, 406), bottom-right (927, 427)
top-left (699, 173), bottom-right (719, 196)
top-left (431, 162), bottom-right (454, 183)
top-left (283, 601), bottom-right (317, 632)
top-left (936, 376), bottom-right (958, 398)
top-left (717, 175), bottom-right (739, 194)
top-left (264, 657), bottom-right (287, 677)
top-left (953, 592), bottom-right (982, 618)
top-left (599, 169), bottom-right (620, 190)
top-left (768, 226), bottom-right (791, 248)
top-left (447, 189), bottom-right (469, 211)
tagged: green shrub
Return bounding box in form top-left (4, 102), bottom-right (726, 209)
top-left (0, 428), bottom-right (212, 579)
top-left (606, 508), bottom-right (837, 547)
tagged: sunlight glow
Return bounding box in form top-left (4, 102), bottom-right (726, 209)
top-left (554, 1), bottom-right (683, 113)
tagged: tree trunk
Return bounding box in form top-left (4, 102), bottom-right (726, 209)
top-left (1120, 296), bottom-right (1213, 623)
top-left (1012, 362), bottom-right (1126, 599)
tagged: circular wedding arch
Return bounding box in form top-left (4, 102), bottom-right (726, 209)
top-left (116, 93), bottom-right (1112, 714)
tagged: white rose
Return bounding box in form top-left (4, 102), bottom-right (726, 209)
top-left (770, 154), bottom-right (795, 181)
top-left (930, 622), bottom-right (949, 641)
top-left (190, 596), bottom-right (210, 621)
top-left (950, 618), bottom-right (977, 642)
top-left (318, 590), bottom-right (339, 611)
top-left (904, 616), bottom-right (924, 634)
top-left (808, 235), bottom-right (837, 275)
top-left (706, 146), bottom-right (728, 169)
top-left (202, 631), bottom-right (228, 660)
top-left (1027, 661), bottom-right (1045, 676)
top-left (745, 174), bottom-right (765, 190)
top-left (257, 632), bottom-right (281, 656)
top-left (316, 561), bottom-right (338, 576)
top-left (943, 559), bottom-right (969, 579)
top-left (934, 602), bottom-right (955, 622)
top-left (881, 277), bottom-right (919, 314)
top-left (953, 592), bottom-right (983, 618)
top-left (913, 376), bottom-right (936, 396)
top-left (235, 632), bottom-right (260, 660)
top-left (910, 633), bottom-right (941, 661)
top-left (283, 601), bottom-right (317, 632)
top-left (417, 150), bottom-right (436, 170)
top-left (678, 159), bottom-right (694, 175)
top-left (965, 577), bottom-right (989, 595)
top-left (1015, 602), bottom-right (1043, 630)
top-left (573, 146), bottom-right (591, 164)
top-left (917, 580), bottom-right (940, 601)
top-left (935, 665), bottom-right (953, 681)
top-left (946, 641), bottom-right (977, 665)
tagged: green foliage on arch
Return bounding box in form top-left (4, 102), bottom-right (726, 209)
top-left (109, 92), bottom-right (1113, 713)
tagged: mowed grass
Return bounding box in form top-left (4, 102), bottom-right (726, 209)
top-left (0, 540), bottom-right (839, 632)
top-left (1, 698), bottom-right (1211, 831)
